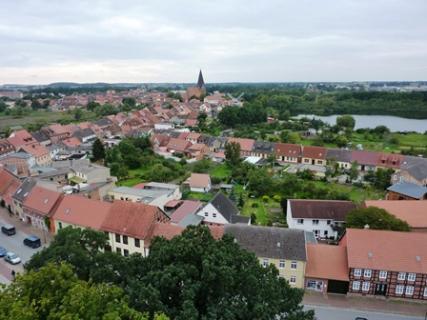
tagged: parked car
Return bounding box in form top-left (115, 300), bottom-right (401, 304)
top-left (1, 224), bottom-right (16, 236)
top-left (0, 246), bottom-right (7, 257)
top-left (23, 235), bottom-right (41, 249)
top-left (4, 252), bottom-right (21, 265)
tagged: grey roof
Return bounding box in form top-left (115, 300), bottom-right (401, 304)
top-left (32, 130), bottom-right (50, 143)
top-left (145, 182), bottom-right (179, 190)
top-left (12, 178), bottom-right (36, 203)
top-left (224, 225), bottom-right (307, 261)
top-left (253, 141), bottom-right (275, 154)
top-left (94, 118), bottom-right (113, 127)
top-left (210, 192), bottom-right (239, 221)
top-left (326, 148), bottom-right (352, 162)
top-left (112, 186), bottom-right (171, 203)
top-left (73, 128), bottom-right (96, 140)
top-left (178, 214), bottom-right (204, 227)
top-left (230, 215), bottom-right (251, 224)
top-left (387, 181), bottom-right (427, 199)
top-left (401, 156), bottom-right (427, 181)
top-left (2, 152), bottom-right (32, 160)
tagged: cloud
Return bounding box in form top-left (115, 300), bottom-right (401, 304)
top-left (0, 0), bottom-right (426, 83)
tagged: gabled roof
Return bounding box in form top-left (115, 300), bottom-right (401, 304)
top-left (387, 181), bottom-right (427, 199)
top-left (23, 186), bottom-right (62, 217)
top-left (274, 143), bottom-right (301, 157)
top-left (7, 129), bottom-right (35, 149)
top-left (187, 173), bottom-right (211, 188)
top-left (209, 192), bottom-right (239, 222)
top-left (351, 150), bottom-right (379, 166)
top-left (170, 200), bottom-right (203, 224)
top-left (306, 244), bottom-right (349, 281)
top-left (12, 178), bottom-right (37, 203)
top-left (100, 201), bottom-right (167, 239)
top-left (19, 144), bottom-right (49, 158)
top-left (326, 148), bottom-right (352, 163)
top-left (253, 141), bottom-right (275, 153)
top-left (0, 166), bottom-right (20, 196)
top-left (166, 138), bottom-right (191, 153)
top-left (227, 137), bottom-right (255, 152)
top-left (289, 199), bottom-right (356, 221)
top-left (302, 146), bottom-right (327, 160)
top-left (345, 228), bottom-right (427, 274)
top-left (365, 200), bottom-right (427, 229)
top-left (225, 225), bottom-right (307, 261)
top-left (53, 195), bottom-right (112, 230)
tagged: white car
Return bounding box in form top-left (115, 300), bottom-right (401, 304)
top-left (4, 252), bottom-right (21, 265)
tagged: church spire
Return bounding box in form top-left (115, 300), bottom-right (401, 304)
top-left (197, 69), bottom-right (205, 88)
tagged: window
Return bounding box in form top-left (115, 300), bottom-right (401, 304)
top-left (123, 249), bottom-right (129, 257)
top-left (405, 286), bottom-right (414, 296)
top-left (397, 272), bottom-right (406, 281)
top-left (362, 282), bottom-right (370, 292)
top-left (134, 238), bottom-right (140, 248)
top-left (352, 281), bottom-right (360, 291)
top-left (297, 219), bottom-right (304, 224)
top-left (395, 285), bottom-right (404, 295)
top-left (213, 213), bottom-right (217, 218)
top-left (326, 220), bottom-right (331, 225)
top-left (279, 260), bottom-right (285, 269)
top-left (116, 248), bottom-right (122, 255)
top-left (58, 222), bottom-right (62, 229)
top-left (262, 258), bottom-right (269, 268)
top-left (363, 269), bottom-right (372, 279)
top-left (291, 261), bottom-right (297, 269)
top-left (424, 287), bottom-right (427, 297)
top-left (123, 235), bottom-right (128, 245)
top-left (354, 269), bottom-right (362, 277)
top-left (314, 230), bottom-right (320, 236)
top-left (408, 273), bottom-right (416, 282)
top-left (290, 276), bottom-right (296, 284)
top-left (204, 212), bottom-right (208, 217)
top-left (379, 271), bottom-right (387, 280)
top-left (312, 219), bottom-right (319, 225)
top-left (115, 234), bottom-right (121, 243)
top-left (323, 230), bottom-right (328, 237)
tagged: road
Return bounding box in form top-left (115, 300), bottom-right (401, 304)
top-left (0, 213), bottom-right (47, 284)
top-left (307, 305), bottom-right (425, 320)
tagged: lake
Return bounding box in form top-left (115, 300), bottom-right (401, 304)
top-left (295, 114), bottom-right (427, 133)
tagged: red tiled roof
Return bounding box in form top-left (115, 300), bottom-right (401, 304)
top-left (306, 244), bottom-right (349, 281)
top-left (7, 129), bottom-right (35, 149)
top-left (227, 137), bottom-right (255, 152)
top-left (151, 223), bottom-right (184, 241)
top-left (302, 146), bottom-right (327, 160)
top-left (164, 199), bottom-right (183, 209)
top-left (170, 200), bottom-right (202, 224)
top-left (62, 137), bottom-right (81, 148)
top-left (53, 195), bottom-right (111, 230)
top-left (346, 228), bottom-right (427, 274)
top-left (186, 173), bottom-right (211, 188)
top-left (20, 144), bottom-right (49, 158)
top-left (275, 143), bottom-right (302, 157)
top-left (351, 150), bottom-right (380, 166)
top-left (23, 186), bottom-right (62, 217)
top-left (0, 166), bottom-right (19, 196)
top-left (208, 225), bottom-right (225, 240)
top-left (166, 138), bottom-right (191, 153)
top-left (101, 201), bottom-right (166, 239)
top-left (2, 179), bottom-right (21, 206)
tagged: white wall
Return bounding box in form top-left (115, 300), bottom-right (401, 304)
top-left (197, 203), bottom-right (228, 224)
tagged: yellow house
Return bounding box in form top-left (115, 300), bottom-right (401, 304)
top-left (224, 225), bottom-right (308, 288)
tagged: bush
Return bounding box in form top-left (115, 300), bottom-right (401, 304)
top-left (251, 202), bottom-right (259, 208)
top-left (273, 195), bottom-right (281, 202)
top-left (262, 195), bottom-right (270, 203)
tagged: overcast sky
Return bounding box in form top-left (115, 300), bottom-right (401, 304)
top-left (1, 0), bottom-right (426, 84)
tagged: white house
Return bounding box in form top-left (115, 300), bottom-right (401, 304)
top-left (286, 199), bottom-right (356, 240)
top-left (197, 192), bottom-right (250, 226)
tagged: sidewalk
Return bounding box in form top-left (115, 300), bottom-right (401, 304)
top-left (304, 292), bottom-right (427, 317)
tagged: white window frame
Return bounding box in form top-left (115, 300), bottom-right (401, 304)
top-left (379, 270), bottom-right (387, 280)
top-left (290, 276), bottom-right (296, 284)
top-left (363, 269), bottom-right (372, 279)
top-left (408, 273), bottom-right (416, 282)
top-left (291, 261), bottom-right (297, 269)
top-left (279, 259), bottom-right (285, 269)
top-left (397, 272), bottom-right (406, 281)
top-left (352, 281), bottom-right (360, 291)
top-left (262, 258), bottom-right (269, 268)
top-left (312, 219), bottom-right (319, 225)
top-left (362, 282), bottom-right (370, 292)
top-left (395, 285), bottom-right (404, 295)
top-left (354, 269), bottom-right (362, 277)
top-left (405, 286), bottom-right (414, 296)
top-left (424, 287), bottom-right (427, 297)
top-left (297, 219), bottom-right (304, 224)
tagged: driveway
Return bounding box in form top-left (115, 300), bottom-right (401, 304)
top-left (0, 210), bottom-right (49, 284)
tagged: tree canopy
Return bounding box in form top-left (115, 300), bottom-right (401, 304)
top-left (92, 138), bottom-right (106, 161)
top-left (345, 206), bottom-right (410, 231)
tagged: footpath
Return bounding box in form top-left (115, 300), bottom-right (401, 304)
top-left (304, 292), bottom-right (427, 317)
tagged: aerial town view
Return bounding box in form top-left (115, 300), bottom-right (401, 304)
top-left (1, 1), bottom-right (427, 319)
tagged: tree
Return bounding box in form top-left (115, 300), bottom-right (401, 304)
top-left (74, 108), bottom-right (83, 121)
top-left (225, 142), bottom-right (241, 166)
top-left (197, 112), bottom-right (208, 131)
top-left (0, 100), bottom-right (7, 113)
top-left (336, 115), bottom-right (355, 130)
top-left (92, 138), bottom-right (105, 161)
top-left (0, 262), bottom-right (149, 320)
top-left (128, 226), bottom-right (314, 320)
top-left (346, 207), bottom-right (410, 231)
top-left (87, 101), bottom-right (100, 111)
top-left (349, 161), bottom-right (359, 181)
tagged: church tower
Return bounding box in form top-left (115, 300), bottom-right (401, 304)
top-left (197, 69), bottom-right (205, 89)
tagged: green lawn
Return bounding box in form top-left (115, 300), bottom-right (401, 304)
top-left (241, 197), bottom-right (284, 226)
top-left (209, 163), bottom-right (231, 181)
top-left (183, 191), bottom-right (214, 202)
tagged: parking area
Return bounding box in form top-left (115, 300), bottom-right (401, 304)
top-left (0, 208), bottom-right (50, 284)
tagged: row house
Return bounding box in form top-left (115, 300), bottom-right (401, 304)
top-left (12, 178), bottom-right (37, 218)
top-left (326, 149), bottom-right (352, 170)
top-left (251, 141), bottom-right (275, 159)
top-left (386, 181), bottom-right (427, 200)
top-left (350, 150), bottom-right (379, 172)
top-left (346, 229), bottom-right (427, 301)
top-left (227, 137), bottom-right (255, 157)
top-left (275, 143), bottom-right (301, 163)
top-left (0, 139), bottom-right (14, 156)
top-left (301, 146), bottom-right (327, 166)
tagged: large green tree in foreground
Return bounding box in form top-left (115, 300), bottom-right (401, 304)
top-left (346, 206), bottom-right (410, 231)
top-left (25, 226), bottom-right (314, 320)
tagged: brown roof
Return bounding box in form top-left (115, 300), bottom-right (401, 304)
top-left (365, 200), bottom-right (427, 229)
top-left (20, 144), bottom-right (49, 158)
top-left (351, 150), bottom-right (380, 167)
top-left (186, 173), bottom-right (211, 188)
top-left (53, 195), bottom-right (111, 230)
top-left (100, 201), bottom-right (166, 239)
top-left (23, 186), bottom-right (62, 217)
top-left (346, 228), bottom-right (427, 274)
top-left (150, 223), bottom-right (184, 242)
top-left (306, 244), bottom-right (349, 281)
top-left (186, 132), bottom-right (201, 140)
top-left (275, 143), bottom-right (302, 157)
top-left (289, 199), bottom-right (356, 221)
top-left (227, 137), bottom-right (255, 152)
top-left (7, 129), bottom-right (35, 148)
top-left (302, 146), bottom-right (327, 160)
top-left (170, 200), bottom-right (202, 224)
top-left (166, 138), bottom-right (191, 153)
top-left (0, 166), bottom-right (19, 196)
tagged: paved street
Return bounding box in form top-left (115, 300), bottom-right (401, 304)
top-left (307, 305), bottom-right (425, 320)
top-left (0, 210), bottom-right (48, 284)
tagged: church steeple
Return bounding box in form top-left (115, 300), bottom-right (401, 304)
top-left (197, 69), bottom-right (205, 88)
